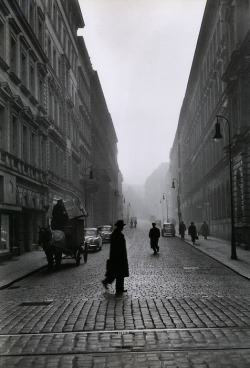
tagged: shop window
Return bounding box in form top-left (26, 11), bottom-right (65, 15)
top-left (0, 215), bottom-right (10, 253)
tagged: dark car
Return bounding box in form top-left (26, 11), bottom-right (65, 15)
top-left (97, 225), bottom-right (112, 243)
top-left (84, 228), bottom-right (102, 251)
top-left (161, 223), bottom-right (176, 237)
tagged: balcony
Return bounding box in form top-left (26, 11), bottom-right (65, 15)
top-left (0, 149), bottom-right (48, 184)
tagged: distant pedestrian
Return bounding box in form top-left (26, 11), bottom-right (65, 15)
top-left (149, 222), bottom-right (160, 254)
top-left (130, 219), bottom-right (133, 228)
top-left (200, 221), bottom-right (209, 240)
top-left (188, 222), bottom-right (198, 245)
top-left (134, 219), bottom-right (137, 228)
top-left (179, 221), bottom-right (186, 239)
top-left (102, 220), bottom-right (129, 293)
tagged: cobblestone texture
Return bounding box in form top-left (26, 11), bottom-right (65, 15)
top-left (0, 222), bottom-right (250, 367)
top-left (0, 296), bottom-right (250, 334)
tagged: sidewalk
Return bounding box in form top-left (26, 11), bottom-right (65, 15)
top-left (0, 248), bottom-right (47, 290)
top-left (0, 236), bottom-right (250, 290)
top-left (181, 235), bottom-right (250, 280)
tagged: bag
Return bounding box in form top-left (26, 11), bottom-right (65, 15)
top-left (106, 259), bottom-right (110, 271)
top-left (195, 235), bottom-right (199, 240)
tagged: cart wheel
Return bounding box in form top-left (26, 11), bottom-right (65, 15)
top-left (83, 245), bottom-right (88, 263)
top-left (76, 249), bottom-right (81, 266)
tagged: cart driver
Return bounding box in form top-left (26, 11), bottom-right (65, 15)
top-left (51, 199), bottom-right (69, 231)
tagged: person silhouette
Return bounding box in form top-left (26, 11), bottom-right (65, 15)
top-left (102, 220), bottom-right (129, 293)
top-left (149, 222), bottom-right (160, 254)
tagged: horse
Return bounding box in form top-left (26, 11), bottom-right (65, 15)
top-left (38, 227), bottom-right (64, 270)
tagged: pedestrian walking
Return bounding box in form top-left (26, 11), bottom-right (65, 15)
top-left (130, 219), bottom-right (133, 228)
top-left (188, 222), bottom-right (198, 245)
top-left (149, 222), bottom-right (160, 254)
top-left (51, 199), bottom-right (69, 231)
top-left (134, 219), bottom-right (137, 228)
top-left (200, 221), bottom-right (209, 239)
top-left (179, 221), bottom-right (186, 239)
top-left (102, 220), bottom-right (129, 293)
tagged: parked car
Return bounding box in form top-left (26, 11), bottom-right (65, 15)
top-left (84, 228), bottom-right (103, 251)
top-left (97, 225), bottom-right (112, 243)
top-left (161, 223), bottom-right (176, 237)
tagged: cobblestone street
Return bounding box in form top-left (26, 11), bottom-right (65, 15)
top-left (0, 221), bottom-right (250, 367)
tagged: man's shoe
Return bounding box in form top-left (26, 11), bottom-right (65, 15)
top-left (102, 280), bottom-right (108, 290)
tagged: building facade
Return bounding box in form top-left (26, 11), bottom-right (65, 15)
top-left (144, 163), bottom-right (171, 224)
top-left (169, 0), bottom-right (250, 246)
top-left (0, 0), bottom-right (121, 257)
top-left (90, 71), bottom-right (121, 227)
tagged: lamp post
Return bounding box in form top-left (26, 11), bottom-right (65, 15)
top-left (213, 115), bottom-right (237, 260)
top-left (171, 178), bottom-right (181, 226)
top-left (83, 165), bottom-right (93, 227)
top-left (163, 193), bottom-right (169, 222)
top-left (160, 200), bottom-right (164, 224)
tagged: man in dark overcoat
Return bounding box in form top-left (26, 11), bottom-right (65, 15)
top-left (51, 199), bottom-right (69, 231)
top-left (179, 221), bottom-right (186, 239)
top-left (149, 222), bottom-right (160, 254)
top-left (102, 220), bottom-right (129, 293)
top-left (188, 222), bottom-right (197, 245)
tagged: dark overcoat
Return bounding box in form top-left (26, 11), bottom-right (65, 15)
top-left (149, 227), bottom-right (160, 247)
top-left (108, 228), bottom-right (129, 278)
top-left (188, 225), bottom-right (197, 237)
top-left (51, 202), bottom-right (68, 231)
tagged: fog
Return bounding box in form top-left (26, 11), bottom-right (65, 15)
top-left (78, 0), bottom-right (206, 185)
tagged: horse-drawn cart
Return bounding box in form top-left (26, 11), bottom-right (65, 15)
top-left (39, 200), bottom-right (88, 269)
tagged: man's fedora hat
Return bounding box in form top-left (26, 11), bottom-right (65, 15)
top-left (114, 220), bottom-right (126, 227)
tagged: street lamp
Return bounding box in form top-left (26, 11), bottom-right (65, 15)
top-left (171, 178), bottom-right (181, 226)
top-left (162, 193), bottom-right (169, 222)
top-left (213, 115), bottom-right (237, 260)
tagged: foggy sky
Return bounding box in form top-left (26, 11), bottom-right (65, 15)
top-left (78, 0), bottom-right (207, 185)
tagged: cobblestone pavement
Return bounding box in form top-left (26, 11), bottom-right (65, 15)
top-left (0, 221), bottom-right (250, 367)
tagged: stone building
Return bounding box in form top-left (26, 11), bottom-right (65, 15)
top-left (144, 163), bottom-right (171, 224)
top-left (90, 71), bottom-right (121, 227)
top-left (0, 0), bottom-right (121, 258)
top-left (169, 0), bottom-right (250, 246)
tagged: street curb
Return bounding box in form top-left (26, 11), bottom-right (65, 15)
top-left (177, 236), bottom-right (250, 281)
top-left (0, 264), bottom-right (48, 290)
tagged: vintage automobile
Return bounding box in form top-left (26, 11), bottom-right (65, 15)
top-left (97, 225), bottom-right (112, 243)
top-left (84, 228), bottom-right (103, 251)
top-left (161, 223), bottom-right (176, 237)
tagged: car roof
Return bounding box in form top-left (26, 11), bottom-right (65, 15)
top-left (97, 225), bottom-right (112, 228)
top-left (85, 228), bottom-right (97, 231)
